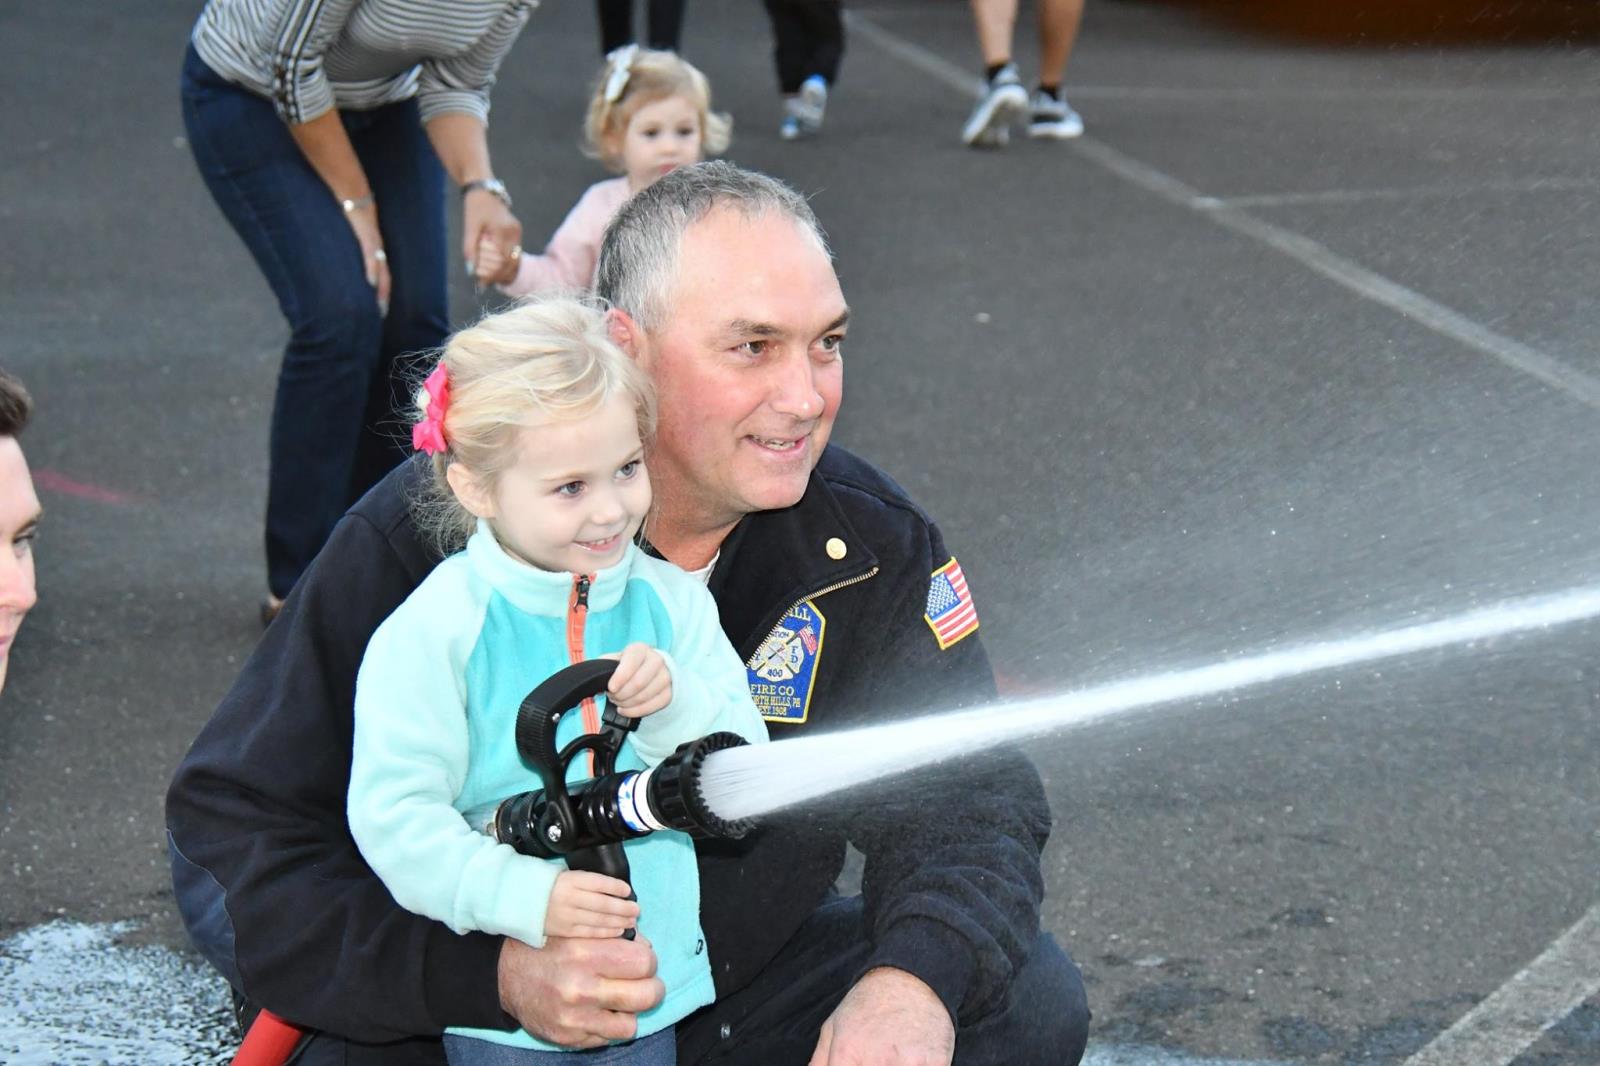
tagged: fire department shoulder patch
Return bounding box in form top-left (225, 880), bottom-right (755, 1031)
top-left (746, 600), bottom-right (826, 724)
top-left (924, 558), bottom-right (980, 650)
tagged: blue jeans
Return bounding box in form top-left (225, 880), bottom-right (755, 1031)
top-left (444, 1029), bottom-right (676, 1066)
top-left (180, 44), bottom-right (449, 598)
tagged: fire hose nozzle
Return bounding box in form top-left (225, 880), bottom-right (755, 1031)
top-left (490, 730), bottom-right (754, 859)
top-left (637, 730), bottom-right (756, 841)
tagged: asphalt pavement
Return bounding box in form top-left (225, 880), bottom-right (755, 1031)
top-left (3, 1), bottom-right (1599, 1063)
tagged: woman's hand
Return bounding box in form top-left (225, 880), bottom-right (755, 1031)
top-left (464, 186), bottom-right (522, 283)
top-left (344, 202), bottom-right (391, 315)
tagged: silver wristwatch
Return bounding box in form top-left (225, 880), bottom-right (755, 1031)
top-left (462, 177), bottom-right (512, 209)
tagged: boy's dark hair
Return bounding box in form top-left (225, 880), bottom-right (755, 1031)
top-left (0, 370), bottom-right (33, 437)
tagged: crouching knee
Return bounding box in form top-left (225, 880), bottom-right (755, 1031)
top-left (957, 934), bottom-right (1090, 1066)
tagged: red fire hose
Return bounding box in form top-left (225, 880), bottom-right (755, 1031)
top-left (229, 1009), bottom-right (305, 1066)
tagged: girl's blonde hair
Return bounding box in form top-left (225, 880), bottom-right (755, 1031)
top-left (410, 297), bottom-right (656, 555)
top-left (583, 48), bottom-right (732, 171)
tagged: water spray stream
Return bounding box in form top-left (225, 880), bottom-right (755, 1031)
top-left (696, 582), bottom-right (1600, 822)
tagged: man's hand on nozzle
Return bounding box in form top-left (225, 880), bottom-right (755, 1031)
top-left (498, 934), bottom-right (664, 1049)
top-left (808, 966), bottom-right (955, 1066)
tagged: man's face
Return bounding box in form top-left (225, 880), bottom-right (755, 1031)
top-left (0, 436), bottom-right (40, 693)
top-left (636, 208), bottom-right (848, 530)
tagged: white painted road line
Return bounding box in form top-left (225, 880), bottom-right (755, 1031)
top-left (1402, 902), bottom-right (1600, 1066)
top-left (849, 10), bottom-right (1600, 415)
top-left (1216, 177), bottom-right (1600, 209)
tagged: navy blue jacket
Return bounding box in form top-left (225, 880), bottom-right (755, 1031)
top-left (167, 446), bottom-right (1050, 1056)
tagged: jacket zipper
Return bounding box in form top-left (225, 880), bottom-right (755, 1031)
top-left (568, 573), bottom-right (598, 774)
top-left (751, 567), bottom-right (880, 663)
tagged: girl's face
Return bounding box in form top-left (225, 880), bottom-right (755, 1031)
top-left (451, 395), bottom-right (652, 575)
top-left (613, 94), bottom-right (704, 193)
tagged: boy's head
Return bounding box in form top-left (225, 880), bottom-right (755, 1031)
top-left (0, 370), bottom-right (40, 695)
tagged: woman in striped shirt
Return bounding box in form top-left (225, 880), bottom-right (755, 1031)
top-left (180, 0), bottom-right (536, 622)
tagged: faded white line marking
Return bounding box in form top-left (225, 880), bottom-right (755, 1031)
top-left (850, 11), bottom-right (1600, 414)
top-left (845, 11), bottom-right (977, 96)
top-left (1218, 177), bottom-right (1600, 208)
top-left (1401, 903), bottom-right (1600, 1066)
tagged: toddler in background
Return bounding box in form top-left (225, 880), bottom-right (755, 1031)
top-left (347, 297), bottom-right (766, 1065)
top-left (476, 48), bottom-right (730, 297)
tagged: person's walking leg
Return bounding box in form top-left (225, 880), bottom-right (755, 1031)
top-left (970, 0), bottom-right (1018, 67)
top-left (346, 101), bottom-right (449, 504)
top-left (795, 0), bottom-right (843, 135)
top-left (765, 0), bottom-right (809, 94)
top-left (962, 0), bottom-right (1027, 145)
top-left (597, 0), bottom-right (634, 55)
top-left (181, 46), bottom-right (383, 603)
top-left (800, 0), bottom-right (845, 87)
top-left (1028, 0), bottom-right (1086, 138)
top-left (645, 0), bottom-right (686, 51)
top-left (766, 0), bottom-right (811, 139)
top-left (1038, 0), bottom-right (1085, 83)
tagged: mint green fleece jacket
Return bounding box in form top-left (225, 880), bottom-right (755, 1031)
top-left (349, 525), bottom-right (767, 1050)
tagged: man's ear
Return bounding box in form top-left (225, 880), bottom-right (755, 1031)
top-left (606, 307), bottom-right (647, 364)
top-left (446, 462), bottom-right (497, 521)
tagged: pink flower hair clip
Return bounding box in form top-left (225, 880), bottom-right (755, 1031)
top-left (412, 364), bottom-right (451, 455)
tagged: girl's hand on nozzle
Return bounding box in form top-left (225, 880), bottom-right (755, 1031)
top-left (545, 870), bottom-right (640, 939)
top-left (603, 643), bottom-right (672, 718)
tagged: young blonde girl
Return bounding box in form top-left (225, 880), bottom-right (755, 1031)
top-left (347, 297), bottom-right (766, 1066)
top-left (475, 48), bottom-right (731, 297)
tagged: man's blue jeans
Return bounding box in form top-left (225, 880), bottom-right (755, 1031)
top-left (180, 44), bottom-right (449, 598)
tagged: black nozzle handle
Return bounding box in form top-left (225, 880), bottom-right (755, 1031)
top-left (515, 659), bottom-right (621, 787)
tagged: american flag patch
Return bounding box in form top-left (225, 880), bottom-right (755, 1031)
top-left (924, 558), bottom-right (980, 650)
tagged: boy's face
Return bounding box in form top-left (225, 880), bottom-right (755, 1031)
top-left (454, 395), bottom-right (651, 575)
top-left (0, 436), bottom-right (40, 694)
top-left (615, 95), bottom-right (704, 193)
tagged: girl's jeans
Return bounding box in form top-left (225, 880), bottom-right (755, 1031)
top-left (180, 44), bottom-right (449, 598)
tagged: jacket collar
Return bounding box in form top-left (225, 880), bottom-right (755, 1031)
top-left (466, 521), bottom-right (634, 616)
top-left (705, 465), bottom-right (879, 658)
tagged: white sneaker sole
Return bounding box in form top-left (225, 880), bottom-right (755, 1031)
top-left (1028, 117), bottom-right (1084, 139)
top-left (962, 85), bottom-right (1028, 145)
top-left (799, 79), bottom-right (828, 130)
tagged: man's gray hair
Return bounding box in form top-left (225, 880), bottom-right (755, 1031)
top-left (596, 161), bottom-right (831, 332)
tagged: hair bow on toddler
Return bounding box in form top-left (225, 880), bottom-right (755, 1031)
top-left (412, 364), bottom-right (450, 455)
top-left (603, 44), bottom-right (639, 102)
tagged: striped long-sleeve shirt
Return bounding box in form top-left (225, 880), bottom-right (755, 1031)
top-left (191, 0), bottom-right (537, 126)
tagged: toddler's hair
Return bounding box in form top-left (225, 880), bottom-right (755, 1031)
top-left (583, 48), bottom-right (732, 172)
top-left (409, 297), bottom-right (656, 555)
